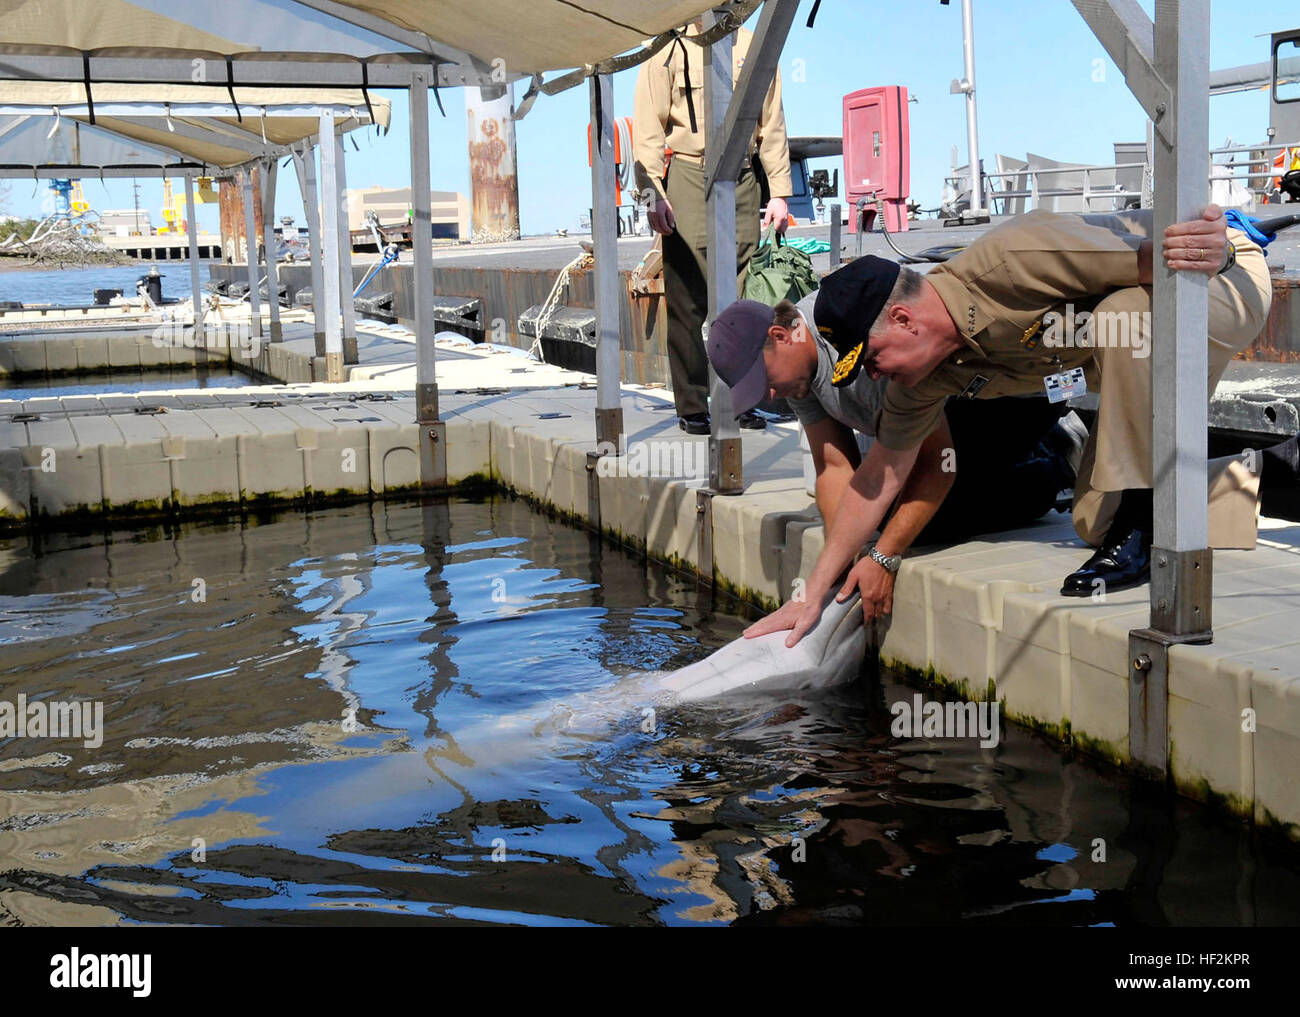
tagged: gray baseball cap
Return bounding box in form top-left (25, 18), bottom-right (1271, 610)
top-left (705, 299), bottom-right (776, 416)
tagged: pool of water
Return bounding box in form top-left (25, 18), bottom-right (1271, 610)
top-left (1, 497), bottom-right (1298, 927)
top-left (0, 262), bottom-right (217, 307)
top-left (0, 366), bottom-right (252, 400)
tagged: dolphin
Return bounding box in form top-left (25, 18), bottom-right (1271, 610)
top-left (272, 590), bottom-right (871, 811)
top-left (652, 589), bottom-right (867, 703)
top-left (435, 589), bottom-right (868, 762)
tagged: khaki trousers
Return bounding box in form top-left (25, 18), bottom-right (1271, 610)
top-left (662, 156), bottom-right (761, 418)
top-left (1072, 230), bottom-right (1274, 547)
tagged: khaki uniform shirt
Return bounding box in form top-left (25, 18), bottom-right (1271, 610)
top-left (874, 210), bottom-right (1151, 450)
top-left (632, 24), bottom-right (792, 203)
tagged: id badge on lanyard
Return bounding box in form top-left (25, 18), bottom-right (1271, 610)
top-left (1043, 366), bottom-right (1087, 404)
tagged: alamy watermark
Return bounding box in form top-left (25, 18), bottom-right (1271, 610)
top-left (0, 694), bottom-right (104, 748)
top-left (151, 320), bottom-right (262, 360)
top-left (595, 434), bottom-right (708, 479)
top-left (1041, 304), bottom-right (1151, 359)
top-left (890, 693), bottom-right (1000, 748)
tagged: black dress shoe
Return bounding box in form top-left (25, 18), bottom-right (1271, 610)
top-left (678, 412), bottom-right (710, 435)
top-left (737, 410), bottom-right (767, 430)
top-left (1060, 526), bottom-right (1152, 597)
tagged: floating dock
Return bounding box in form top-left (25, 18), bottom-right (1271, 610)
top-left (3, 217), bottom-right (1300, 840)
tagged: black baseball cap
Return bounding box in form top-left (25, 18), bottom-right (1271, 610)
top-left (705, 299), bottom-right (777, 416)
top-left (814, 255), bottom-right (900, 387)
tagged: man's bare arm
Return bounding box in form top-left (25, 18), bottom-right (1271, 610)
top-left (876, 416), bottom-right (956, 559)
top-left (805, 416), bottom-right (860, 535)
top-left (746, 438), bottom-right (920, 646)
top-left (847, 417), bottom-right (956, 621)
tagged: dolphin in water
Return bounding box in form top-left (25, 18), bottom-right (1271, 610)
top-left (437, 590), bottom-right (868, 763)
top-left (653, 589), bottom-right (867, 703)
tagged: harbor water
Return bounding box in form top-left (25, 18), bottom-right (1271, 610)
top-left (2, 496), bottom-right (1298, 927)
top-left (0, 262), bottom-right (218, 307)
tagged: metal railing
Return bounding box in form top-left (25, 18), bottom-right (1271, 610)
top-left (945, 139), bottom-right (1300, 215)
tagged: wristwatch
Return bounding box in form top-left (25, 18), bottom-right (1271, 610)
top-left (868, 545), bottom-right (902, 574)
top-left (1217, 241), bottom-right (1237, 275)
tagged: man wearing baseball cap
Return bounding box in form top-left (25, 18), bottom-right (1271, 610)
top-left (707, 258), bottom-right (1080, 627)
top-left (708, 206), bottom-right (1272, 647)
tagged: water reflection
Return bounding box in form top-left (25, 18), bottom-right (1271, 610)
top-left (0, 498), bottom-right (1297, 926)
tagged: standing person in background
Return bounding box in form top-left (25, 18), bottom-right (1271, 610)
top-left (634, 16), bottom-right (793, 434)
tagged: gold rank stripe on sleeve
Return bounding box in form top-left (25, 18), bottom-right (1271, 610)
top-left (831, 342), bottom-right (862, 383)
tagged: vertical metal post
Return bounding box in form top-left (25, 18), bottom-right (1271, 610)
top-left (589, 71), bottom-right (624, 449)
top-left (293, 143), bottom-right (327, 355)
top-left (317, 110), bottom-right (344, 382)
top-left (828, 202), bottom-right (842, 268)
top-left (1150, 0), bottom-right (1212, 637)
top-left (1127, 0), bottom-right (1214, 781)
top-left (410, 67), bottom-right (445, 487)
top-left (261, 156), bottom-right (282, 342)
top-left (241, 165), bottom-right (262, 340)
top-left (961, 0), bottom-right (983, 214)
top-left (705, 17), bottom-right (742, 494)
top-left (183, 173), bottom-right (202, 329)
top-left (334, 128), bottom-right (358, 364)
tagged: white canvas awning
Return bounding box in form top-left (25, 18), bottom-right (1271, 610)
top-left (0, 0), bottom-right (737, 87)
top-left (0, 87), bottom-right (390, 171)
top-left (0, 113), bottom-right (203, 175)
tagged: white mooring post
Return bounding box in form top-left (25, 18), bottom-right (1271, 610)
top-left (317, 110), bottom-right (344, 382)
top-left (241, 165), bottom-right (262, 341)
top-left (183, 174), bottom-right (202, 330)
top-left (409, 67), bottom-right (444, 487)
top-left (333, 128), bottom-right (358, 364)
top-left (293, 143), bottom-right (327, 355)
top-left (261, 156), bottom-right (282, 342)
top-left (588, 71), bottom-right (624, 452)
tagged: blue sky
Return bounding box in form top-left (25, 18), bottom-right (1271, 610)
top-left (1, 0), bottom-right (1290, 237)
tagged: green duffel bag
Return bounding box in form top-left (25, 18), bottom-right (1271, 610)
top-left (743, 225), bottom-right (820, 306)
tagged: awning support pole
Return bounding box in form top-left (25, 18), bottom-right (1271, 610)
top-left (1074, 0), bottom-right (1213, 779)
top-left (333, 128), bottom-right (358, 364)
top-left (704, 13), bottom-right (741, 496)
top-left (410, 67), bottom-right (445, 487)
top-left (317, 110), bottom-right (344, 382)
top-left (588, 71), bottom-right (624, 451)
top-left (261, 156), bottom-right (282, 342)
top-left (293, 143), bottom-right (327, 355)
top-left (241, 165), bottom-right (262, 341)
top-left (183, 173), bottom-right (203, 331)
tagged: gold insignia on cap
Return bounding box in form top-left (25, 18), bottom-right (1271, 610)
top-left (831, 342), bottom-right (862, 383)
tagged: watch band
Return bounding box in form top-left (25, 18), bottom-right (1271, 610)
top-left (1217, 241), bottom-right (1236, 275)
top-left (868, 546), bottom-right (901, 574)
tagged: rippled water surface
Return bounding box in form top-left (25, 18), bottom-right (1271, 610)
top-left (0, 366), bottom-right (250, 400)
top-left (2, 497), bottom-right (1298, 926)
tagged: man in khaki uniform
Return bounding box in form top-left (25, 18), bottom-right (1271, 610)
top-left (633, 19), bottom-right (793, 434)
top-left (706, 205), bottom-right (1273, 645)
